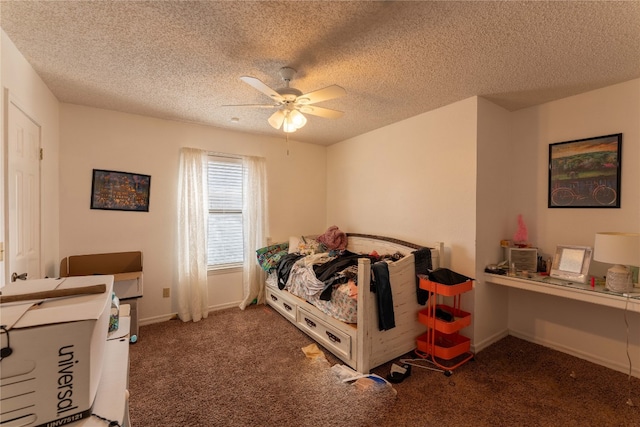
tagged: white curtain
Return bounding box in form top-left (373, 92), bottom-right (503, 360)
top-left (239, 156), bottom-right (268, 309)
top-left (177, 148), bottom-right (209, 322)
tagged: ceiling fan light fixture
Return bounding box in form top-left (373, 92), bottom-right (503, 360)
top-left (231, 68), bottom-right (346, 133)
top-left (282, 118), bottom-right (297, 133)
top-left (268, 110), bottom-right (285, 129)
top-left (289, 109), bottom-right (307, 128)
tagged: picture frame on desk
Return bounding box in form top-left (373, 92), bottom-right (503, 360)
top-left (548, 133), bottom-right (621, 208)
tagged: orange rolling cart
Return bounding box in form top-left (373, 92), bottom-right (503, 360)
top-left (411, 271), bottom-right (474, 375)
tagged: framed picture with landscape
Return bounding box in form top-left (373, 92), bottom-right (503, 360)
top-left (548, 133), bottom-right (621, 208)
top-left (90, 169), bottom-right (151, 212)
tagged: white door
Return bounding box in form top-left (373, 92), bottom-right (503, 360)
top-left (6, 99), bottom-right (41, 283)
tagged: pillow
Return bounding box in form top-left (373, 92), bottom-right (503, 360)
top-left (256, 242), bottom-right (289, 272)
top-left (288, 236), bottom-right (301, 254)
top-left (288, 235), bottom-right (324, 255)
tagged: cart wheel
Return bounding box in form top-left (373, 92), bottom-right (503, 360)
top-left (444, 370), bottom-right (453, 377)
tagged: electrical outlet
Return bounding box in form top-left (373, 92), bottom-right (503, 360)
top-left (163, 288), bottom-right (170, 298)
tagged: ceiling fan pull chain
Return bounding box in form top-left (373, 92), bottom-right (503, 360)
top-left (286, 133), bottom-right (290, 156)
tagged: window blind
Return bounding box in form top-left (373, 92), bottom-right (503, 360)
top-left (207, 157), bottom-right (244, 267)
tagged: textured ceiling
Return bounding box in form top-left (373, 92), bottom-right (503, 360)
top-left (1, 1), bottom-right (639, 146)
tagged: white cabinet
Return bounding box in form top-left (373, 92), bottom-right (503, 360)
top-left (72, 312), bottom-right (131, 426)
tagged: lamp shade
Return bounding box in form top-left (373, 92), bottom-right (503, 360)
top-left (594, 232), bottom-right (640, 266)
top-left (268, 110), bottom-right (285, 129)
top-left (289, 110), bottom-right (307, 128)
top-left (282, 116), bottom-right (297, 133)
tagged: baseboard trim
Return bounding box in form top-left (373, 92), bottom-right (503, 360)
top-left (139, 301), bottom-right (243, 326)
top-left (207, 301), bottom-right (242, 312)
top-left (139, 313), bottom-right (175, 326)
top-left (509, 330), bottom-right (639, 378)
top-left (472, 329), bottom-right (509, 354)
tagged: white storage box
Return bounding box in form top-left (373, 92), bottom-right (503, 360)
top-left (0, 276), bottom-right (113, 427)
top-left (112, 271), bottom-right (143, 300)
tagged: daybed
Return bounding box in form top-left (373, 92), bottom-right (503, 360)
top-left (258, 233), bottom-right (444, 373)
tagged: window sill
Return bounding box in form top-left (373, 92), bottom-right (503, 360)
top-left (208, 265), bottom-right (243, 275)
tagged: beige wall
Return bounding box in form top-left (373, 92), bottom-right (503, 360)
top-left (326, 97), bottom-right (479, 277)
top-left (1, 30), bottom-right (60, 283)
top-left (474, 97), bottom-right (512, 347)
top-left (59, 104), bottom-right (327, 322)
top-left (326, 79), bottom-right (640, 375)
top-left (527, 79), bottom-right (639, 258)
top-left (505, 79), bottom-right (640, 375)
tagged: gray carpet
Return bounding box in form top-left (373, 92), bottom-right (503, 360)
top-left (129, 305), bottom-right (640, 427)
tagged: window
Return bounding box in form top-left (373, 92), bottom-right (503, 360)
top-left (207, 156), bottom-right (244, 268)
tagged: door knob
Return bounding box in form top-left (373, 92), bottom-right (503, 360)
top-left (11, 272), bottom-right (27, 282)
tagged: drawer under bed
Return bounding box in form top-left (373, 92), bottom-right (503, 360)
top-left (265, 286), bottom-right (297, 322)
top-left (297, 306), bottom-right (352, 360)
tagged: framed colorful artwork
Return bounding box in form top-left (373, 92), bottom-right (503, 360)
top-left (548, 134), bottom-right (621, 208)
top-left (90, 169), bottom-right (151, 212)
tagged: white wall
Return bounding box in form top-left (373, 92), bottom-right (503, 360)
top-left (474, 97), bottom-right (512, 349)
top-left (326, 97), bottom-right (479, 345)
top-left (327, 80), bottom-right (640, 376)
top-left (527, 79), bottom-right (639, 259)
top-left (504, 79), bottom-right (640, 375)
top-left (59, 104), bottom-right (327, 323)
top-left (325, 96), bottom-right (513, 349)
top-left (1, 30), bottom-right (60, 283)
top-left (326, 97), bottom-right (479, 276)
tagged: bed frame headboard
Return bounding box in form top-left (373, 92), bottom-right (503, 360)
top-left (346, 233), bottom-right (443, 269)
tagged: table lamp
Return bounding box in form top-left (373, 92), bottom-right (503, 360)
top-left (593, 232), bottom-right (640, 293)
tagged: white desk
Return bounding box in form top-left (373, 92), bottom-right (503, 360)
top-left (485, 273), bottom-right (640, 313)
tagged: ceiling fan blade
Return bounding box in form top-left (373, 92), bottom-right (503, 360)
top-left (299, 105), bottom-right (344, 119)
top-left (221, 104), bottom-right (278, 109)
top-left (240, 76), bottom-right (284, 102)
top-left (297, 85), bottom-right (346, 105)
top-left (268, 110), bottom-right (285, 129)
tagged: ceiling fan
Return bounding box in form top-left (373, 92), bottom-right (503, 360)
top-left (224, 67), bottom-right (346, 133)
